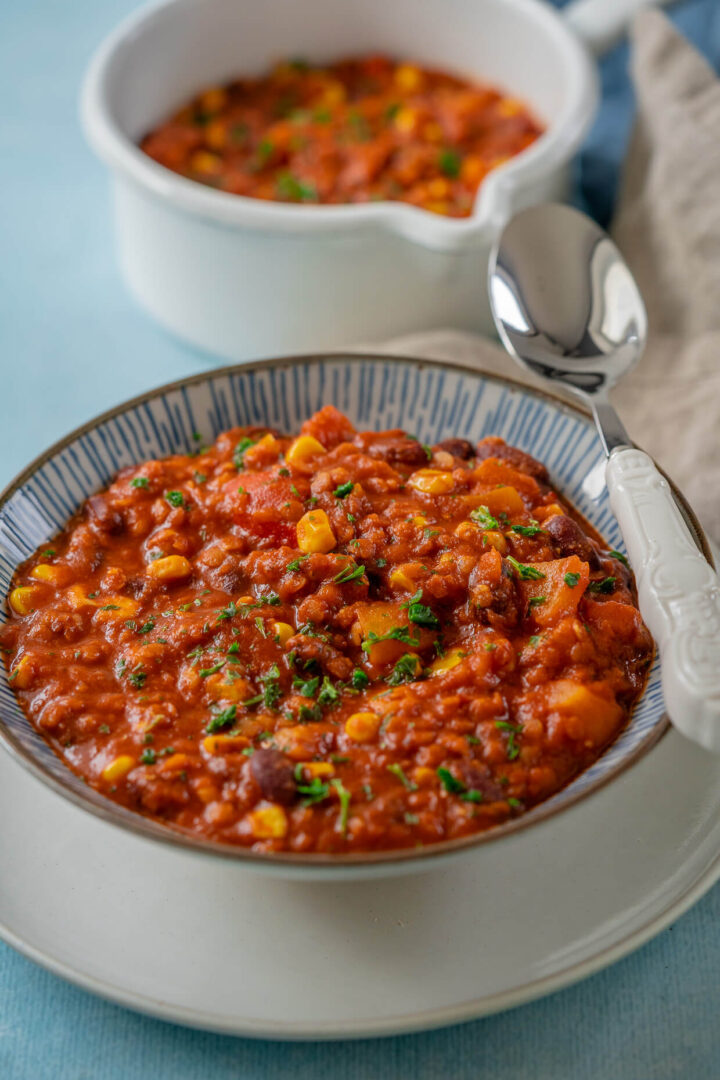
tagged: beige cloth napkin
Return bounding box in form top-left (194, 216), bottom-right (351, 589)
top-left (371, 11), bottom-right (720, 542)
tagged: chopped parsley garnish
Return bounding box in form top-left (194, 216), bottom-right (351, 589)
top-left (216, 601), bottom-right (238, 622)
top-left (227, 642), bottom-right (240, 655)
top-left (330, 778), bottom-right (351, 835)
top-left (254, 617), bottom-right (267, 637)
top-left (470, 505), bottom-right (499, 529)
top-left (506, 556), bottom-right (546, 581)
top-left (334, 562), bottom-right (365, 584)
top-left (261, 664), bottom-right (282, 710)
top-left (495, 720), bottom-right (523, 760)
top-left (507, 797), bottom-right (522, 809)
top-left (511, 523), bottom-right (545, 537)
top-left (317, 676), bottom-right (339, 706)
top-left (588, 576), bottom-right (616, 594)
top-left (294, 675), bottom-right (320, 697)
top-left (165, 490), bottom-right (185, 508)
top-left (127, 665), bottom-right (147, 689)
top-left (137, 617), bottom-right (155, 634)
top-left (438, 148), bottom-right (462, 178)
top-left (387, 763), bottom-right (417, 790)
top-left (362, 626), bottom-right (420, 652)
top-left (298, 703), bottom-right (323, 723)
top-left (140, 749), bottom-right (156, 765)
top-left (403, 589), bottom-right (440, 629)
top-left (564, 572), bottom-right (581, 588)
top-left (98, 724), bottom-right (111, 735)
top-left (351, 668), bottom-right (369, 690)
top-left (130, 476), bottom-right (149, 489)
top-left (296, 777), bottom-right (330, 807)
top-left (206, 704), bottom-right (237, 733)
top-left (376, 558), bottom-right (387, 568)
top-left (43, 548), bottom-right (56, 557)
top-left (529, 635), bottom-right (542, 647)
top-left (334, 481), bottom-right (354, 498)
top-left (278, 468), bottom-right (290, 477)
top-left (386, 654), bottom-right (420, 686)
top-left (527, 596), bottom-right (546, 610)
top-left (437, 767), bottom-right (483, 802)
top-left (199, 661), bottom-right (225, 678)
top-left (193, 471), bottom-right (207, 485)
top-left (99, 604), bottom-right (120, 611)
top-left (287, 554), bottom-right (310, 572)
top-left (241, 694), bottom-right (264, 708)
top-left (609, 550), bottom-right (628, 566)
top-left (233, 436), bottom-right (255, 468)
top-left (276, 171), bottom-right (318, 202)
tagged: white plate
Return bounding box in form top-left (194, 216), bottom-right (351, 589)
top-left (2, 724), bottom-right (720, 1040)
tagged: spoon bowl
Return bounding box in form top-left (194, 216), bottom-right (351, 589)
top-left (489, 203), bottom-right (720, 753)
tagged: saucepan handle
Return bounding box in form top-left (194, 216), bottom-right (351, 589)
top-left (563, 0), bottom-right (676, 55)
top-left (606, 447), bottom-right (720, 752)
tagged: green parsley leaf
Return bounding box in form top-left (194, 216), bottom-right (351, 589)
top-left (287, 554), bottom-right (310, 572)
top-left (140, 748), bottom-right (156, 765)
top-left (511, 523), bottom-right (545, 537)
top-left (470, 505), bottom-right (499, 529)
top-left (206, 704), bottom-right (237, 733)
top-left (334, 481), bottom-right (354, 498)
top-left (165, 490), bottom-right (185, 508)
top-left (564, 572), bottom-right (581, 588)
top-left (387, 763), bottom-right (417, 791)
top-left (495, 720), bottom-right (523, 760)
top-left (137, 617), bottom-right (155, 634)
top-left (131, 476), bottom-right (149, 490)
top-left (297, 777), bottom-right (330, 807)
top-left (437, 767), bottom-right (465, 794)
top-left (233, 437), bottom-right (255, 469)
top-left (127, 665), bottom-right (147, 689)
top-left (317, 676), bottom-right (339, 706)
top-left (386, 654), bottom-right (420, 686)
top-left (99, 604), bottom-right (120, 612)
top-left (351, 668), bottom-right (369, 690)
top-left (294, 675), bottom-right (320, 697)
top-left (609, 550), bottom-right (628, 566)
top-left (276, 171), bottom-right (318, 202)
top-left (588, 576), bottom-right (616, 594)
top-left (506, 556), bottom-right (546, 581)
top-left (199, 661), bottom-right (225, 678)
top-left (334, 562), bottom-right (365, 584)
top-left (330, 778), bottom-right (351, 835)
top-left (438, 148), bottom-right (462, 178)
top-left (362, 626), bottom-right (420, 652)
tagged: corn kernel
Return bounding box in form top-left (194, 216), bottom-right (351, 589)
top-left (296, 509), bottom-right (336, 554)
top-left (200, 86), bottom-right (228, 112)
top-left (30, 563), bottom-right (68, 585)
top-left (9, 586), bottom-right (42, 615)
top-left (408, 469), bottom-right (455, 495)
top-left (300, 761), bottom-right (335, 779)
top-left (203, 734), bottom-right (250, 755)
top-left (389, 566), bottom-right (418, 591)
top-left (190, 150), bottom-right (222, 175)
top-left (423, 121), bottom-right (444, 142)
top-left (428, 178), bottom-right (450, 199)
top-left (146, 555), bottom-right (193, 581)
top-left (394, 64), bottom-right (424, 92)
top-left (9, 655), bottom-right (34, 689)
top-left (345, 711), bottom-right (381, 743)
top-left (394, 107), bottom-right (417, 134)
top-left (101, 755), bottom-right (135, 783)
top-left (482, 530), bottom-right (508, 554)
top-left (285, 435), bottom-right (326, 470)
top-left (428, 648), bottom-right (466, 675)
top-left (159, 752), bottom-right (192, 773)
top-left (412, 515), bottom-right (427, 527)
top-left (249, 803), bottom-right (288, 839)
top-left (205, 118), bottom-right (227, 150)
top-left (273, 621), bottom-right (295, 645)
top-left (414, 766), bottom-right (436, 786)
top-left (66, 585), bottom-right (97, 609)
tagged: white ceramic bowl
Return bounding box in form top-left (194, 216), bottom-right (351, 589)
top-left (81, 0), bottom-right (601, 359)
top-left (0, 354), bottom-right (709, 879)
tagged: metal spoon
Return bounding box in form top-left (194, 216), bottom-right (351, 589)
top-left (489, 202), bottom-right (720, 752)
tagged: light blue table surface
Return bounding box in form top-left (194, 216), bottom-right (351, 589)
top-left (1, 1), bottom-right (719, 1076)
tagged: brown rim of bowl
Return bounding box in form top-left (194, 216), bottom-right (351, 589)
top-left (0, 351), bottom-right (712, 869)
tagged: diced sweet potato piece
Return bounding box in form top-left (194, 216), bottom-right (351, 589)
top-left (353, 601), bottom-right (431, 665)
top-left (545, 679), bottom-right (622, 747)
top-left (517, 555), bottom-right (589, 626)
top-left (583, 599), bottom-right (645, 643)
top-left (472, 458), bottom-right (540, 498)
top-left (463, 486), bottom-right (526, 519)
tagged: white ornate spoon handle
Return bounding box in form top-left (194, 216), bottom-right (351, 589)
top-left (606, 448), bottom-right (720, 751)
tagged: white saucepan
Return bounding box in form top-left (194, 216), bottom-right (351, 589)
top-left (81, 0), bottom-right (669, 360)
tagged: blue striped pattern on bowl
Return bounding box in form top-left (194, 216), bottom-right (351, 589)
top-left (0, 355), bottom-right (667, 861)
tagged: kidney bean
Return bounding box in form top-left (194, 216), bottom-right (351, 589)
top-left (435, 438), bottom-right (475, 460)
top-left (544, 514), bottom-right (601, 569)
top-left (358, 434), bottom-right (429, 468)
top-left (87, 494), bottom-right (125, 536)
top-left (249, 749), bottom-right (297, 805)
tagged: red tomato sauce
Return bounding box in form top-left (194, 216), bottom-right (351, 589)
top-left (140, 56), bottom-right (543, 217)
top-left (2, 410), bottom-right (653, 854)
